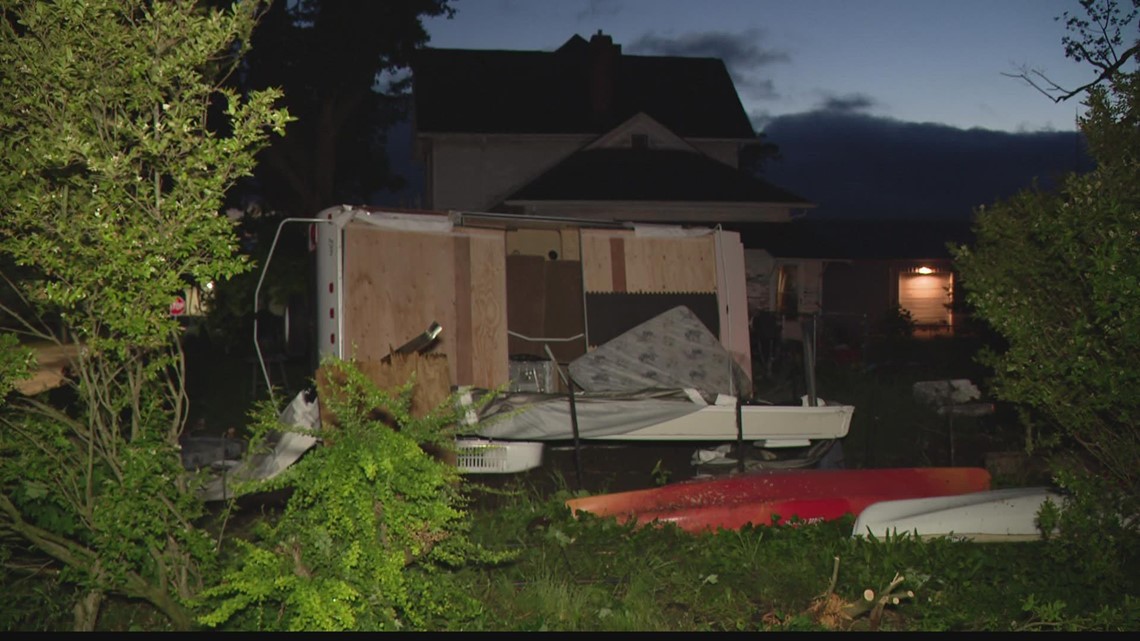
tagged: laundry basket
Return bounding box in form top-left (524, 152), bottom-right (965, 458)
top-left (455, 439), bottom-right (543, 474)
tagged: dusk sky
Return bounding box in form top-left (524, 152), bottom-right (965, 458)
top-left (423, 0), bottom-right (1093, 133)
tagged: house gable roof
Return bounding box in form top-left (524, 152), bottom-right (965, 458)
top-left (500, 147), bottom-right (813, 205)
top-left (584, 112), bottom-right (697, 152)
top-left (411, 33), bottom-right (757, 139)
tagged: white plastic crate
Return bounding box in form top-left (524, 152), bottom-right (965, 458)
top-left (455, 439), bottom-right (543, 474)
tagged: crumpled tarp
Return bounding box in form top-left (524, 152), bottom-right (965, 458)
top-left (568, 305), bottom-right (750, 400)
top-left (196, 390), bottom-right (320, 502)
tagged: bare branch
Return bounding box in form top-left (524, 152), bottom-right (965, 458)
top-left (1004, 42), bottom-right (1140, 103)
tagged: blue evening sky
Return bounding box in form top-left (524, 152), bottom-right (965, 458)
top-left (423, 0), bottom-right (1096, 133)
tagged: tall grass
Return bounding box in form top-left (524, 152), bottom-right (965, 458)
top-left (458, 477), bottom-right (1140, 631)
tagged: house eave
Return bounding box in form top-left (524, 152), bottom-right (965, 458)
top-left (416, 130), bottom-right (758, 146)
top-left (501, 199), bottom-right (813, 223)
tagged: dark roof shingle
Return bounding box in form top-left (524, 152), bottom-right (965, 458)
top-left (411, 34), bottom-right (757, 139)
top-left (503, 148), bottom-right (812, 204)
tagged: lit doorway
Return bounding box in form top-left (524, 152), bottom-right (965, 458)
top-left (898, 267), bottom-right (952, 334)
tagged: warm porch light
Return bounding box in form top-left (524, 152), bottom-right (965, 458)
top-left (916, 266), bottom-right (934, 275)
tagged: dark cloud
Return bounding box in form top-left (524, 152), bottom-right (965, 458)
top-left (735, 77), bottom-right (780, 102)
top-left (628, 29), bottom-right (789, 74)
top-left (757, 110), bottom-right (1093, 220)
top-left (628, 29), bottom-right (789, 105)
top-left (816, 93), bottom-right (878, 114)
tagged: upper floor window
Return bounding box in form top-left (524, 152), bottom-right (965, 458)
top-left (631, 133), bottom-right (649, 149)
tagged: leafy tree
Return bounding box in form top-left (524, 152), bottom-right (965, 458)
top-left (216, 0), bottom-right (454, 216)
top-left (0, 0), bottom-right (289, 630)
top-left (1008, 0), bottom-right (1140, 103)
top-left (195, 0), bottom-right (453, 361)
top-left (952, 1), bottom-right (1140, 501)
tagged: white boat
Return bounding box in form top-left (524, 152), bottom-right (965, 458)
top-left (459, 306), bottom-right (853, 445)
top-left (851, 486), bottom-right (1064, 542)
top-left (463, 389), bottom-right (852, 443)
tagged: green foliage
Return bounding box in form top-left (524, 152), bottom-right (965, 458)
top-left (0, 0), bottom-right (289, 629)
top-left (1014, 593), bottom-right (1140, 631)
top-left (196, 357), bottom-right (513, 631)
top-left (1033, 468), bottom-right (1140, 607)
top-left (10, 358), bottom-right (1140, 631)
top-left (0, 333), bottom-right (32, 401)
top-left (217, 0), bottom-right (455, 217)
top-left (951, 53), bottom-right (1140, 501)
top-left (454, 468), bottom-right (1140, 632)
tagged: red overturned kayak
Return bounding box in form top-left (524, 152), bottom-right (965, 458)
top-left (565, 467), bottom-right (992, 533)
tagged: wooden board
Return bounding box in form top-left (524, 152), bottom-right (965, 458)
top-left (344, 226), bottom-right (455, 365)
top-left (506, 254), bottom-right (547, 357)
top-left (581, 229), bottom-right (717, 294)
top-left (14, 342), bottom-right (81, 396)
top-left (462, 228), bottom-right (509, 387)
top-left (714, 229), bottom-right (752, 382)
top-left (343, 224), bottom-right (507, 389)
top-left (581, 229), bottom-right (736, 362)
top-left (543, 259), bottom-right (586, 362)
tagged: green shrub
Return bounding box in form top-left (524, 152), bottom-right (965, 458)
top-left (195, 357), bottom-right (513, 631)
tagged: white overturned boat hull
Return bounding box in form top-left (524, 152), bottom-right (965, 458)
top-left (852, 486), bottom-right (1064, 542)
top-left (471, 396), bottom-right (853, 442)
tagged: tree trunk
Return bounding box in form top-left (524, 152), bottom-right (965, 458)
top-left (72, 589), bottom-right (103, 631)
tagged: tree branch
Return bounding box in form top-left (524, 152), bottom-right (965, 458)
top-left (1004, 43), bottom-right (1140, 104)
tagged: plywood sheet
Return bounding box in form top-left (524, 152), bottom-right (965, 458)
top-left (462, 228), bottom-right (509, 387)
top-left (358, 353), bottom-right (452, 418)
top-left (623, 236), bottom-right (716, 293)
top-left (344, 226), bottom-right (456, 366)
top-left (342, 224), bottom-right (508, 389)
top-left (714, 229), bottom-right (752, 382)
top-left (580, 229), bottom-right (716, 293)
top-left (581, 229), bottom-right (618, 293)
top-left (506, 254), bottom-right (547, 357)
top-left (544, 259), bottom-right (586, 363)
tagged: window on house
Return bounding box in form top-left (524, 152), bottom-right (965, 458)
top-left (898, 267), bottom-right (953, 329)
top-left (776, 264), bottom-right (799, 317)
top-left (631, 133), bottom-right (649, 149)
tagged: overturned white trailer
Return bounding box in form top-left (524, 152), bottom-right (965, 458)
top-left (304, 205), bottom-right (852, 450)
top-left (312, 205), bottom-right (753, 387)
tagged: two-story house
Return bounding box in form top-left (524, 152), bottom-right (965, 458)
top-left (409, 32), bottom-right (824, 370)
top-left (410, 31), bottom-right (811, 224)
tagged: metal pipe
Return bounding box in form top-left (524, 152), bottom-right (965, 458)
top-left (545, 344), bottom-right (583, 490)
top-left (253, 217), bottom-right (332, 405)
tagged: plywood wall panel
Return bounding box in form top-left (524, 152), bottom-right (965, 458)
top-left (342, 224), bottom-right (512, 389)
top-left (344, 227), bottom-right (456, 370)
top-left (714, 229), bottom-right (752, 383)
top-left (543, 260), bottom-right (587, 362)
top-left (506, 254), bottom-right (548, 357)
top-left (623, 236), bottom-right (716, 293)
top-left (581, 229), bottom-right (617, 293)
top-left (581, 229), bottom-right (716, 293)
top-left (452, 235), bottom-right (474, 384)
top-left (464, 228), bottom-right (509, 387)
